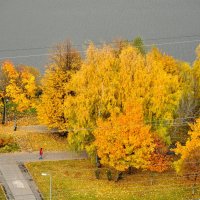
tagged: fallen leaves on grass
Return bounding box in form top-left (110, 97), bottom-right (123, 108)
top-left (26, 160), bottom-right (200, 200)
top-left (14, 131), bottom-right (68, 151)
top-left (0, 125), bottom-right (68, 152)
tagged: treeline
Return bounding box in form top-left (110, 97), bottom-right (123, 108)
top-left (1, 38), bottom-right (200, 180)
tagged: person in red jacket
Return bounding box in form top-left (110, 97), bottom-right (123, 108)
top-left (39, 148), bottom-right (43, 159)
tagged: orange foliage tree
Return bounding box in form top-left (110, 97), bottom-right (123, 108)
top-left (93, 102), bottom-right (155, 172)
top-left (148, 134), bottom-right (172, 172)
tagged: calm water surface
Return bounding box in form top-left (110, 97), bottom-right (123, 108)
top-left (0, 0), bottom-right (200, 71)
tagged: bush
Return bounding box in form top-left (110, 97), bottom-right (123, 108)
top-left (0, 135), bottom-right (14, 147)
top-left (0, 143), bottom-right (20, 153)
top-left (0, 134), bottom-right (20, 153)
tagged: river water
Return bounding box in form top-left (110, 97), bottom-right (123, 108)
top-left (0, 0), bottom-right (200, 71)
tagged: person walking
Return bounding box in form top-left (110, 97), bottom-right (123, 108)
top-left (39, 148), bottom-right (43, 159)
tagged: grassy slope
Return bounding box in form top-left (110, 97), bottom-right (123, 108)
top-left (26, 159), bottom-right (200, 200)
top-left (14, 131), bottom-right (69, 151)
top-left (0, 186), bottom-right (6, 200)
top-left (0, 125), bottom-right (68, 152)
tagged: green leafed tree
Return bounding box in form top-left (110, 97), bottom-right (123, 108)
top-left (132, 36), bottom-right (146, 55)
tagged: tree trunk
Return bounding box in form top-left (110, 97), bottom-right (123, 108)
top-left (1, 98), bottom-right (6, 125)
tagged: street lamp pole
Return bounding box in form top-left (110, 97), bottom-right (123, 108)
top-left (50, 175), bottom-right (52, 200)
top-left (41, 173), bottom-right (52, 200)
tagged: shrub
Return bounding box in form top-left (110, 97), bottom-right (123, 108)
top-left (0, 134), bottom-right (14, 147)
top-left (0, 143), bottom-right (20, 153)
top-left (0, 134), bottom-right (20, 153)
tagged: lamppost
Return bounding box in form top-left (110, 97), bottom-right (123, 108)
top-left (41, 173), bottom-right (52, 200)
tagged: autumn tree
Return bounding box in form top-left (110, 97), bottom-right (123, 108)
top-left (93, 102), bottom-right (154, 172)
top-left (65, 44), bottom-right (117, 150)
top-left (169, 61), bottom-right (194, 143)
top-left (148, 134), bottom-right (172, 173)
top-left (94, 104), bottom-right (154, 171)
top-left (193, 45), bottom-right (200, 94)
top-left (132, 36), bottom-right (146, 55)
top-left (0, 61), bottom-right (38, 124)
top-left (37, 41), bottom-right (81, 130)
top-left (191, 45), bottom-right (200, 117)
top-left (174, 118), bottom-right (200, 185)
top-left (17, 64), bottom-right (41, 86)
top-left (141, 48), bottom-right (183, 142)
top-left (170, 45), bottom-right (200, 144)
top-left (117, 46), bottom-right (183, 143)
top-left (66, 44), bottom-right (134, 151)
top-left (65, 43), bottom-right (184, 151)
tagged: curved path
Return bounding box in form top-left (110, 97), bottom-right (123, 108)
top-left (17, 125), bottom-right (58, 133)
top-left (0, 151), bottom-right (87, 200)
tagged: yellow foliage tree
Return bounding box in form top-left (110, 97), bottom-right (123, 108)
top-left (192, 45), bottom-right (200, 112)
top-left (0, 60), bottom-right (38, 123)
top-left (37, 41), bottom-right (81, 130)
top-left (193, 45), bottom-right (200, 95)
top-left (66, 44), bottom-right (183, 151)
top-left (141, 48), bottom-right (182, 142)
top-left (145, 49), bottom-right (181, 117)
top-left (93, 102), bottom-right (154, 171)
top-left (66, 44), bottom-right (123, 151)
top-left (171, 45), bottom-right (200, 144)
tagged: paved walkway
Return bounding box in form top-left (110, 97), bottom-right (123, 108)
top-left (17, 125), bottom-right (58, 133)
top-left (0, 151), bottom-right (87, 200)
top-left (1, 125), bottom-right (58, 133)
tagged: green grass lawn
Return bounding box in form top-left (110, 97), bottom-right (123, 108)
top-left (0, 185), bottom-right (6, 200)
top-left (26, 159), bottom-right (200, 200)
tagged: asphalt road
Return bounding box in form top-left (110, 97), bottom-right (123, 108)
top-left (0, 151), bottom-right (87, 200)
